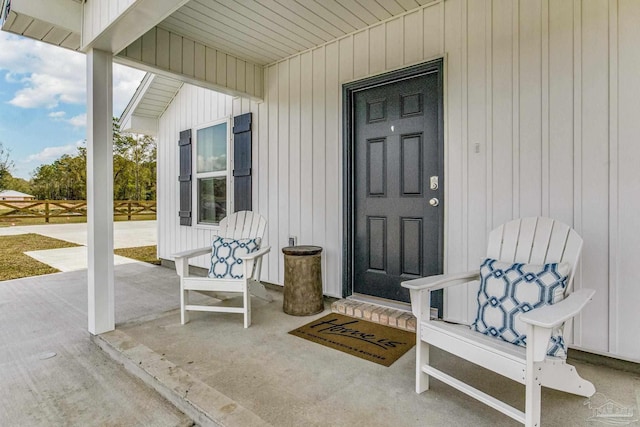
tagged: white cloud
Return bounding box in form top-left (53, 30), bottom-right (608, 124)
top-left (13, 140), bottom-right (84, 179)
top-left (48, 111), bottom-right (66, 119)
top-left (1, 33), bottom-right (85, 109)
top-left (113, 66), bottom-right (146, 115)
top-left (67, 113), bottom-right (86, 128)
top-left (48, 111), bottom-right (86, 127)
top-left (25, 141), bottom-right (84, 164)
top-left (0, 32), bottom-right (145, 115)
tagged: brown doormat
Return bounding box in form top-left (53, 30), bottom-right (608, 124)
top-left (289, 313), bottom-right (416, 366)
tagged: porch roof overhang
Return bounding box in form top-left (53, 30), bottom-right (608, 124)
top-left (0, 0), bottom-right (82, 50)
top-left (2, 0), bottom-right (437, 100)
top-left (119, 73), bottom-right (183, 136)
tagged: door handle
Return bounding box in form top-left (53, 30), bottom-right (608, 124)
top-left (429, 198), bottom-right (439, 207)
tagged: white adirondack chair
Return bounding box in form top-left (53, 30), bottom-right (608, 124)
top-left (173, 211), bottom-right (272, 328)
top-left (402, 217), bottom-right (596, 427)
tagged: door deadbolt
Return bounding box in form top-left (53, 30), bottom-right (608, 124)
top-left (429, 198), bottom-right (439, 207)
top-left (430, 176), bottom-right (439, 190)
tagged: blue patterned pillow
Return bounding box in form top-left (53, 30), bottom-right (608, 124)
top-left (472, 258), bottom-right (570, 358)
top-left (208, 236), bottom-right (261, 279)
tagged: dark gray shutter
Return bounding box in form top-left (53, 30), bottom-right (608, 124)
top-left (233, 113), bottom-right (252, 212)
top-left (178, 129), bottom-right (192, 226)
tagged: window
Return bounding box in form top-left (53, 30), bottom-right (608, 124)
top-left (194, 119), bottom-right (231, 225)
top-left (178, 113), bottom-right (251, 227)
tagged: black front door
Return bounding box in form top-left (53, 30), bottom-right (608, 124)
top-left (351, 68), bottom-right (443, 303)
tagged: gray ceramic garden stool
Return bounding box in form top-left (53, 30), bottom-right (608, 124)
top-left (282, 245), bottom-right (323, 316)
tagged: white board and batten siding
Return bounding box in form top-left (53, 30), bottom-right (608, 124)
top-left (157, 86), bottom-right (261, 276)
top-left (118, 26), bottom-right (263, 100)
top-left (157, 0), bottom-right (640, 361)
top-left (255, 0), bottom-right (640, 361)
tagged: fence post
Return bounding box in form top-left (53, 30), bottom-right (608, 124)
top-left (45, 201), bottom-right (50, 223)
top-left (128, 201), bottom-right (132, 221)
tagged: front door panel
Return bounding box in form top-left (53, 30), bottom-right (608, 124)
top-left (353, 71), bottom-right (443, 303)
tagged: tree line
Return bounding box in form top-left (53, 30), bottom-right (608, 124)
top-left (0, 118), bottom-right (156, 201)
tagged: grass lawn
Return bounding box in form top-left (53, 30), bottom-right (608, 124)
top-left (114, 245), bottom-right (161, 265)
top-left (0, 234), bottom-right (80, 281)
top-left (0, 234), bottom-right (160, 282)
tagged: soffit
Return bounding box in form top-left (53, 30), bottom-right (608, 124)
top-left (0, 0), bottom-right (82, 50)
top-left (135, 77), bottom-right (183, 118)
top-left (2, 0), bottom-right (435, 63)
top-left (160, 0), bottom-right (434, 66)
top-left (1, 11), bottom-right (81, 49)
top-left (121, 73), bottom-right (184, 123)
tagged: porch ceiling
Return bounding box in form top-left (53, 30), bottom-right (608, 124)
top-left (160, 0), bottom-right (435, 66)
top-left (2, 0), bottom-right (435, 65)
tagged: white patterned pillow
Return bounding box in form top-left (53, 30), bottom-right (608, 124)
top-left (208, 236), bottom-right (261, 279)
top-left (472, 258), bottom-right (570, 358)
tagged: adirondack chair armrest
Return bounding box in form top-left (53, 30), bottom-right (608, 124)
top-left (402, 270), bottom-right (480, 291)
top-left (173, 246), bottom-right (213, 260)
top-left (173, 247), bottom-right (212, 277)
top-left (240, 246), bottom-right (271, 282)
top-left (520, 288), bottom-right (596, 329)
top-left (402, 271), bottom-right (480, 319)
top-left (239, 246), bottom-right (271, 260)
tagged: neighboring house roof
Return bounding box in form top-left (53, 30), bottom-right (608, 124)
top-left (0, 190), bottom-right (34, 198)
top-left (119, 73), bottom-right (183, 136)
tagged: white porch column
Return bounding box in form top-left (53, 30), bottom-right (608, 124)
top-left (86, 48), bottom-right (114, 335)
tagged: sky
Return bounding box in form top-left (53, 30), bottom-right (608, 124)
top-left (0, 31), bottom-right (145, 179)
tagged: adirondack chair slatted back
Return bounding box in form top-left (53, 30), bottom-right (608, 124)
top-left (404, 217), bottom-right (595, 424)
top-left (217, 211), bottom-right (267, 242)
top-left (176, 210), bottom-right (271, 328)
top-left (486, 217), bottom-right (583, 294)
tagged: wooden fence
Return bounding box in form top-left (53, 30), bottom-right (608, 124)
top-left (0, 200), bottom-right (156, 223)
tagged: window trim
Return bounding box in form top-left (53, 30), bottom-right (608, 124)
top-left (192, 116), bottom-right (234, 228)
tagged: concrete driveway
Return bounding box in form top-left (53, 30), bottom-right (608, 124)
top-left (0, 220), bottom-right (157, 248)
top-left (0, 221), bottom-right (157, 272)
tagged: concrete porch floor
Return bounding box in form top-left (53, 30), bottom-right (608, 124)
top-left (98, 267), bottom-right (639, 426)
top-left (0, 263), bottom-right (193, 426)
top-left (3, 262), bottom-right (639, 426)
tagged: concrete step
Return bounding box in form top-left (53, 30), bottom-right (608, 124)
top-left (92, 329), bottom-right (270, 427)
top-left (330, 299), bottom-right (416, 333)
